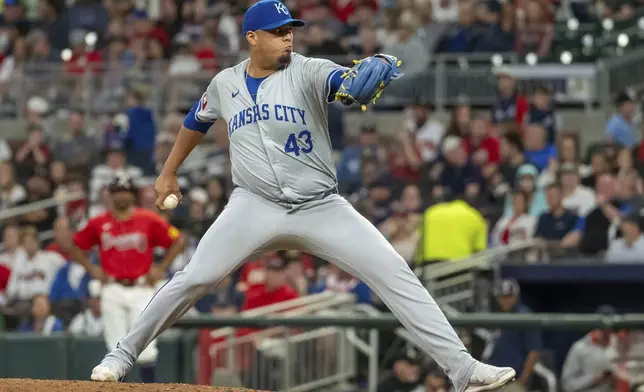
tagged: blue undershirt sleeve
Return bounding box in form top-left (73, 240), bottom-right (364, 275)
top-left (326, 68), bottom-right (345, 103)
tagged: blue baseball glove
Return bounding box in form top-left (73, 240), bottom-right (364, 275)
top-left (335, 54), bottom-right (403, 111)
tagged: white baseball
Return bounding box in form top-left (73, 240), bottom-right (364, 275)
top-left (163, 194), bottom-right (179, 209)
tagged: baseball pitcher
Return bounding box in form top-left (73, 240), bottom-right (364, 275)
top-left (90, 1), bottom-right (516, 390)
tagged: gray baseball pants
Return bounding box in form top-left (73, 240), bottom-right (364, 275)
top-left (105, 187), bottom-right (476, 391)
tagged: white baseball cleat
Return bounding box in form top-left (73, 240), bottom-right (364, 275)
top-left (465, 363), bottom-right (516, 392)
top-left (90, 364), bottom-right (121, 382)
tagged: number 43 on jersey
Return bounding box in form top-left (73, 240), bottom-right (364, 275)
top-left (284, 130), bottom-right (313, 156)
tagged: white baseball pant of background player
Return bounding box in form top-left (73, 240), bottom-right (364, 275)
top-left (99, 280), bottom-right (158, 365)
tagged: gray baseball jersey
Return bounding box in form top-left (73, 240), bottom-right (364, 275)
top-left (99, 54), bottom-right (480, 391)
top-left (196, 53), bottom-right (340, 203)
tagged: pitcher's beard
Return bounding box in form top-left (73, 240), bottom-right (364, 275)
top-left (277, 52), bottom-right (292, 69)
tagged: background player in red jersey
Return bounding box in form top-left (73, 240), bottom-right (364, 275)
top-left (69, 175), bottom-right (185, 383)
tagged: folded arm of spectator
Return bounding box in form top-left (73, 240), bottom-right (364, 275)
top-left (560, 217), bottom-right (584, 248)
top-left (598, 197), bottom-right (621, 222)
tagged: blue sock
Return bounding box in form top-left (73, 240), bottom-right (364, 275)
top-left (139, 364), bottom-right (156, 383)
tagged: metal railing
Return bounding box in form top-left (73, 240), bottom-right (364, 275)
top-left (180, 312), bottom-right (644, 390)
top-left (197, 292), bottom-right (375, 391)
top-left (597, 47), bottom-right (644, 105)
top-left (0, 190), bottom-right (86, 252)
top-left (179, 312), bottom-right (644, 329)
top-left (420, 239), bottom-right (541, 312)
top-left (0, 190), bottom-right (85, 221)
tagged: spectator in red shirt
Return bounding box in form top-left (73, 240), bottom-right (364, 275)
top-left (0, 262), bottom-right (10, 296)
top-left (131, 9), bottom-right (170, 48)
top-left (467, 116), bottom-right (501, 178)
top-left (64, 29), bottom-right (103, 75)
top-left (328, 0), bottom-right (377, 23)
top-left (236, 254), bottom-right (268, 293)
top-left (238, 256), bottom-right (299, 336)
top-left (194, 39), bottom-right (217, 71)
top-left (238, 257), bottom-right (300, 390)
top-left (241, 257), bottom-right (299, 312)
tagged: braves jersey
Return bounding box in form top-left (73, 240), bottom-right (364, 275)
top-left (190, 54), bottom-right (344, 204)
top-left (73, 208), bottom-right (180, 280)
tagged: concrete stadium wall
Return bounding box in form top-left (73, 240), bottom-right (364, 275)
top-left (0, 332), bottom-right (194, 383)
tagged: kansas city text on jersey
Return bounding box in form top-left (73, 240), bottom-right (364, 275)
top-left (227, 103), bottom-right (308, 136)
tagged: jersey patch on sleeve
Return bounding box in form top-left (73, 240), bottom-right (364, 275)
top-left (168, 226), bottom-right (180, 240)
top-left (183, 95), bottom-right (214, 133)
top-left (198, 92), bottom-right (208, 114)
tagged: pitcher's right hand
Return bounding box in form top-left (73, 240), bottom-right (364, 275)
top-left (155, 172), bottom-right (182, 210)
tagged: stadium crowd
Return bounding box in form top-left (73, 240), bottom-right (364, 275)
top-left (0, 0), bottom-right (640, 117)
top-left (0, 0), bottom-right (643, 389)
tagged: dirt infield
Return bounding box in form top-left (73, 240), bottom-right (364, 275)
top-left (0, 379), bottom-right (266, 392)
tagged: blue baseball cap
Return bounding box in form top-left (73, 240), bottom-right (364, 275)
top-left (242, 0), bottom-right (305, 34)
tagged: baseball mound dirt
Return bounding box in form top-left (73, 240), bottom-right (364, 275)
top-left (0, 379), bottom-right (267, 392)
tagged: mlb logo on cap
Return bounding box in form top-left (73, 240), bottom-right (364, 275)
top-left (242, 0), bottom-right (305, 34)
